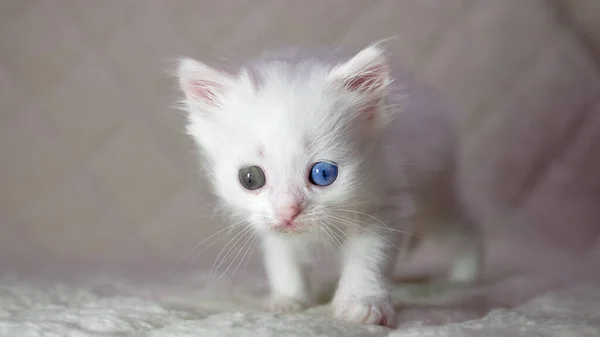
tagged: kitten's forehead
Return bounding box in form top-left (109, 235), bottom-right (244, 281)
top-left (233, 66), bottom-right (333, 142)
top-left (219, 60), bottom-right (352, 165)
top-left (255, 112), bottom-right (312, 164)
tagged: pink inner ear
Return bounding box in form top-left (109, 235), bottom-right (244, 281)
top-left (189, 80), bottom-right (223, 105)
top-left (344, 64), bottom-right (387, 92)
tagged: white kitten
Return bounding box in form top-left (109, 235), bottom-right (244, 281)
top-left (176, 43), bottom-right (482, 328)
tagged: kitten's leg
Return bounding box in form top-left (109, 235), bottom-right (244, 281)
top-left (448, 225), bottom-right (483, 284)
top-left (262, 234), bottom-right (313, 312)
top-left (332, 231), bottom-right (398, 328)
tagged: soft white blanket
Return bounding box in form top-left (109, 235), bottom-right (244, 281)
top-left (1, 272), bottom-right (598, 337)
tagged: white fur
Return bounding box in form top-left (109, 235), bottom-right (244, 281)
top-left (176, 43), bottom-right (482, 328)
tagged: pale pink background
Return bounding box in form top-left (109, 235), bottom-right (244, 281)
top-left (1, 0), bottom-right (600, 291)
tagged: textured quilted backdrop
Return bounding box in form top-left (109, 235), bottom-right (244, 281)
top-left (1, 0), bottom-right (600, 280)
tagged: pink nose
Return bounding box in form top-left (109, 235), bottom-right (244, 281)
top-left (275, 205), bottom-right (302, 222)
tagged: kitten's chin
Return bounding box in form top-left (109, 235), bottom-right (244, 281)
top-left (269, 224), bottom-right (313, 235)
top-left (272, 228), bottom-right (311, 235)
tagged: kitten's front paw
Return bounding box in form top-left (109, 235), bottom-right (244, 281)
top-left (332, 295), bottom-right (396, 328)
top-left (265, 295), bottom-right (312, 313)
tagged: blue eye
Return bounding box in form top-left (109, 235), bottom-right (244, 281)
top-left (309, 161), bottom-right (338, 186)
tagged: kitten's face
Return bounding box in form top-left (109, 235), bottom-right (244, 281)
top-left (178, 45), bottom-right (394, 234)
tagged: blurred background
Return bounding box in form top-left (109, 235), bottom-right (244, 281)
top-left (1, 0), bottom-right (600, 285)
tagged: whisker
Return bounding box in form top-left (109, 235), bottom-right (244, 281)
top-left (331, 208), bottom-right (392, 228)
top-left (330, 223), bottom-right (352, 243)
top-left (208, 225), bottom-right (254, 283)
top-left (211, 228), bottom-right (256, 286)
top-left (316, 224), bottom-right (333, 257)
top-left (319, 225), bottom-right (339, 251)
top-left (325, 215), bottom-right (395, 245)
top-left (243, 233), bottom-right (260, 269)
top-left (210, 224), bottom-right (254, 270)
top-left (189, 219), bottom-right (250, 268)
top-left (332, 214), bottom-right (408, 235)
top-left (327, 224), bottom-right (348, 247)
top-left (330, 209), bottom-right (420, 238)
top-left (316, 227), bottom-right (321, 262)
top-left (333, 199), bottom-right (379, 209)
top-left (174, 219), bottom-right (246, 269)
top-left (326, 216), bottom-right (410, 254)
top-left (227, 230), bottom-right (259, 282)
top-left (322, 224), bottom-right (345, 252)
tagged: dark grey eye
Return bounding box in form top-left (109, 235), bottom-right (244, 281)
top-left (238, 166), bottom-right (266, 190)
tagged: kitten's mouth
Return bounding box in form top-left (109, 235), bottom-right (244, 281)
top-left (271, 221), bottom-right (311, 234)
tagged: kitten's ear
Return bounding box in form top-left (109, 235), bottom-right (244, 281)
top-left (177, 57), bottom-right (235, 108)
top-left (328, 44), bottom-right (391, 98)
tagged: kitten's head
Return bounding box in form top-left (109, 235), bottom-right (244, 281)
top-left (177, 44), bottom-right (399, 235)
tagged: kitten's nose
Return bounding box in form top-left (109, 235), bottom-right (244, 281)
top-left (275, 205), bottom-right (302, 222)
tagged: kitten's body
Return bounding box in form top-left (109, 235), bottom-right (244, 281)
top-left (176, 43), bottom-right (481, 328)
